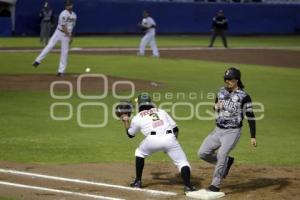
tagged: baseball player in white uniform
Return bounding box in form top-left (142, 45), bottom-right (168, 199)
top-left (32, 0), bottom-right (77, 76)
top-left (138, 11), bottom-right (160, 57)
top-left (120, 93), bottom-right (196, 194)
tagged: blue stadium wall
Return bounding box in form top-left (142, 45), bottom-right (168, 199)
top-left (14, 0), bottom-right (300, 35)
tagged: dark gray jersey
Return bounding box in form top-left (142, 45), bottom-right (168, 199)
top-left (215, 87), bottom-right (255, 135)
top-left (40, 9), bottom-right (53, 22)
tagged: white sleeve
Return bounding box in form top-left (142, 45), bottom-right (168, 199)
top-left (149, 17), bottom-right (156, 26)
top-left (142, 18), bottom-right (149, 28)
top-left (127, 116), bottom-right (140, 136)
top-left (59, 11), bottom-right (67, 26)
top-left (73, 13), bottom-right (77, 28)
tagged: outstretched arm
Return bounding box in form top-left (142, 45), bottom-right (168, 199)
top-left (120, 114), bottom-right (134, 138)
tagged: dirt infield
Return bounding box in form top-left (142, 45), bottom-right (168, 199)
top-left (1, 47), bottom-right (299, 68)
top-left (0, 161), bottom-right (299, 200)
top-left (69, 48), bottom-right (300, 68)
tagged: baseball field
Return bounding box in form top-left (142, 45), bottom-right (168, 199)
top-left (0, 35), bottom-right (299, 200)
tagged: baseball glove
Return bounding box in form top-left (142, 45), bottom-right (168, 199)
top-left (115, 101), bottom-right (133, 118)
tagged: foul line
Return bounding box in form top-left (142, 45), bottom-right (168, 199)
top-left (0, 168), bottom-right (177, 196)
top-left (0, 181), bottom-right (124, 200)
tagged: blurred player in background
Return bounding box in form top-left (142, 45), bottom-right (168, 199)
top-left (208, 10), bottom-right (228, 48)
top-left (33, 0), bottom-right (77, 77)
top-left (39, 1), bottom-right (53, 46)
top-left (137, 11), bottom-right (160, 57)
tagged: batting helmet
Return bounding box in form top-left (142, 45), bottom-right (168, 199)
top-left (224, 67), bottom-right (241, 80)
top-left (137, 93), bottom-right (152, 106)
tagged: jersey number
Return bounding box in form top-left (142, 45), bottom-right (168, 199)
top-left (150, 113), bottom-right (160, 121)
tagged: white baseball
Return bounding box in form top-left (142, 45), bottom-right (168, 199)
top-left (85, 67), bottom-right (91, 73)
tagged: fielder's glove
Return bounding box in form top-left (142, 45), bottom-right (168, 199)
top-left (115, 101), bottom-right (133, 118)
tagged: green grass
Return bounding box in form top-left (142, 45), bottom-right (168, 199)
top-left (0, 197), bottom-right (16, 200)
top-left (0, 48), bottom-right (300, 166)
top-left (1, 35), bottom-right (300, 48)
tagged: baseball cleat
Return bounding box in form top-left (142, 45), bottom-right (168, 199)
top-left (130, 180), bottom-right (142, 188)
top-left (223, 156), bottom-right (234, 178)
top-left (207, 185), bottom-right (220, 192)
top-left (56, 72), bottom-right (64, 77)
top-left (136, 52), bottom-right (144, 56)
top-left (184, 185), bottom-right (197, 194)
top-left (32, 61), bottom-right (40, 68)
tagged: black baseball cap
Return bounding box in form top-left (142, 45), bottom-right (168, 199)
top-left (224, 67), bottom-right (241, 80)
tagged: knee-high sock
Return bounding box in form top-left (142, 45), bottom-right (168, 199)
top-left (181, 166), bottom-right (191, 187)
top-left (136, 156), bottom-right (144, 181)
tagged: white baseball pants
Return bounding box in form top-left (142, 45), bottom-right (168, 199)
top-left (139, 29), bottom-right (159, 57)
top-left (135, 133), bottom-right (190, 171)
top-left (35, 29), bottom-right (70, 73)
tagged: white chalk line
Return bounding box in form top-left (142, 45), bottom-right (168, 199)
top-left (0, 46), bottom-right (299, 53)
top-left (0, 168), bottom-right (177, 196)
top-left (0, 181), bottom-right (124, 200)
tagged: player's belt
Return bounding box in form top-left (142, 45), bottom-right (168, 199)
top-left (150, 130), bottom-right (172, 135)
top-left (57, 29), bottom-right (64, 33)
top-left (217, 124), bottom-right (239, 129)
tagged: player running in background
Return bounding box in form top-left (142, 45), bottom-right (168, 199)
top-left (32, 0), bottom-right (77, 77)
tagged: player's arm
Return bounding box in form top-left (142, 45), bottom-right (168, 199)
top-left (242, 95), bottom-right (257, 147)
top-left (61, 25), bottom-right (71, 37)
top-left (121, 115), bottom-right (139, 139)
top-left (59, 12), bottom-right (71, 37)
top-left (214, 97), bottom-right (223, 111)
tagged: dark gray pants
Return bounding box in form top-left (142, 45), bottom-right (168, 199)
top-left (198, 127), bottom-right (241, 187)
top-left (209, 29), bottom-right (228, 48)
top-left (40, 22), bottom-right (52, 46)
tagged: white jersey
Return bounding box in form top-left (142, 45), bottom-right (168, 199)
top-left (139, 16), bottom-right (159, 57)
top-left (141, 17), bottom-right (156, 29)
top-left (57, 10), bottom-right (77, 33)
top-left (35, 9), bottom-right (77, 74)
top-left (128, 108), bottom-right (176, 137)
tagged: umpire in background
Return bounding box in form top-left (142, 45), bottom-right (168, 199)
top-left (39, 1), bottom-right (53, 46)
top-left (208, 10), bottom-right (228, 48)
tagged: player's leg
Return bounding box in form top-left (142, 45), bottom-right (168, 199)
top-left (35, 30), bottom-right (60, 64)
top-left (40, 23), bottom-right (45, 45)
top-left (130, 156), bottom-right (144, 188)
top-left (132, 137), bottom-right (158, 188)
top-left (197, 127), bottom-right (221, 164)
top-left (220, 31), bottom-right (228, 48)
top-left (139, 32), bottom-right (151, 56)
top-left (209, 30), bottom-right (217, 47)
top-left (165, 135), bottom-right (195, 192)
top-left (45, 23), bottom-right (52, 45)
top-left (58, 35), bottom-right (70, 75)
top-left (149, 33), bottom-right (159, 57)
top-left (210, 128), bottom-right (241, 189)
